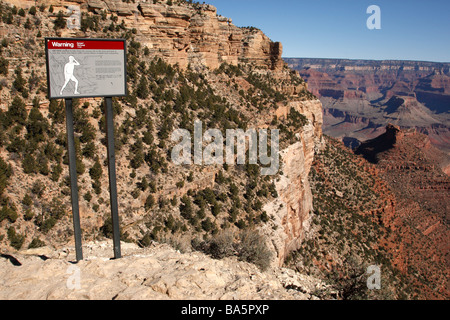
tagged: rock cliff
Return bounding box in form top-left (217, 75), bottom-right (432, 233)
top-left (355, 126), bottom-right (450, 299)
top-left (263, 101), bottom-right (323, 266)
top-left (19, 0), bottom-right (284, 71)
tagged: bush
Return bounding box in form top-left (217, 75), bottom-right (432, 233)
top-left (40, 217), bottom-right (57, 234)
top-left (198, 231), bottom-right (235, 259)
top-left (145, 194), bottom-right (155, 210)
top-left (53, 11), bottom-right (66, 30)
top-left (136, 75), bottom-right (149, 99)
top-left (84, 192), bottom-right (92, 203)
top-left (24, 209), bottom-right (34, 221)
top-left (7, 96), bottom-right (28, 126)
top-left (51, 163), bottom-right (62, 182)
top-left (180, 195), bottom-right (193, 219)
top-left (7, 227), bottom-right (25, 250)
top-left (0, 157), bottom-right (12, 196)
top-left (12, 67), bottom-right (26, 93)
top-left (89, 158), bottom-right (103, 181)
top-left (201, 217), bottom-right (214, 232)
top-left (0, 57), bottom-right (8, 76)
top-left (28, 6), bottom-right (37, 16)
top-left (28, 237), bottom-right (46, 249)
top-left (22, 154), bottom-right (37, 174)
top-left (235, 230), bottom-right (272, 271)
top-left (0, 204), bottom-right (18, 223)
top-left (100, 217), bottom-right (113, 238)
top-left (194, 230), bottom-right (272, 271)
top-left (31, 180), bottom-right (45, 198)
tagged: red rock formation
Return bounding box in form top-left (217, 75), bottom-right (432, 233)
top-left (356, 126), bottom-right (450, 299)
top-left (287, 58), bottom-right (450, 156)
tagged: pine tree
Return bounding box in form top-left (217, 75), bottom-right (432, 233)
top-left (12, 67), bottom-right (26, 93)
top-left (53, 11), bottom-right (66, 30)
top-left (89, 158), bottom-right (103, 181)
top-left (26, 107), bottom-right (49, 143)
top-left (23, 153), bottom-right (37, 174)
top-left (6, 96), bottom-right (28, 126)
top-left (136, 75), bottom-right (149, 99)
top-left (0, 157), bottom-right (12, 196)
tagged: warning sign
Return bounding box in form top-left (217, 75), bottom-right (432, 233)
top-left (45, 38), bottom-right (127, 99)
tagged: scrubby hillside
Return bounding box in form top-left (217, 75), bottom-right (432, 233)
top-left (286, 135), bottom-right (449, 300)
top-left (0, 0), bottom-right (321, 271)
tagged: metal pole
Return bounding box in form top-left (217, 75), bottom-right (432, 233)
top-left (104, 97), bottom-right (121, 259)
top-left (64, 98), bottom-right (83, 262)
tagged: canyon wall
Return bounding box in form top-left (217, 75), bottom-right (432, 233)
top-left (6, 0), bottom-right (284, 71)
top-left (286, 58), bottom-right (450, 157)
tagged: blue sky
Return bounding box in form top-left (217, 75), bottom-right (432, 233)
top-left (206, 0), bottom-right (450, 62)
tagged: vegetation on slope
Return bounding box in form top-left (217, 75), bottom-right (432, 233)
top-left (0, 1), bottom-right (310, 271)
top-left (285, 136), bottom-right (415, 299)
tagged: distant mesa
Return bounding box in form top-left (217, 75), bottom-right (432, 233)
top-left (286, 58), bottom-right (450, 156)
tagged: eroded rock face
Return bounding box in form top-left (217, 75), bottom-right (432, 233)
top-left (355, 126), bottom-right (450, 298)
top-left (88, 0), bottom-right (283, 70)
top-left (263, 100), bottom-right (323, 267)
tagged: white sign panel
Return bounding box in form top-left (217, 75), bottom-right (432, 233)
top-left (45, 38), bottom-right (127, 99)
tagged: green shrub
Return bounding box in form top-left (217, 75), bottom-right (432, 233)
top-left (22, 154), bottom-right (36, 174)
top-left (145, 194), bottom-right (155, 210)
top-left (28, 237), bottom-right (45, 249)
top-left (0, 57), bottom-right (8, 76)
top-left (180, 195), bottom-right (193, 220)
top-left (31, 180), bottom-right (45, 198)
top-left (24, 209), bottom-right (34, 221)
top-left (89, 158), bottom-right (103, 181)
top-left (84, 192), bottom-right (92, 203)
top-left (0, 157), bottom-right (12, 196)
top-left (0, 204), bottom-right (18, 223)
top-left (53, 11), bottom-right (66, 30)
top-left (28, 6), bottom-right (37, 16)
top-left (51, 163), bottom-right (62, 182)
top-left (7, 227), bottom-right (25, 250)
top-left (12, 67), bottom-right (26, 93)
top-left (6, 96), bottom-right (28, 127)
top-left (201, 217), bottom-right (214, 232)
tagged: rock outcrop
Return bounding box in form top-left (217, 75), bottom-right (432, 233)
top-left (78, 0), bottom-right (283, 71)
top-left (263, 100), bottom-right (323, 266)
top-left (0, 241), bottom-right (326, 300)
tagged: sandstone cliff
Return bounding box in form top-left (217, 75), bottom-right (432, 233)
top-left (3, 0), bottom-right (284, 71)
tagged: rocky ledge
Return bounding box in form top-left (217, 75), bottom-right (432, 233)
top-left (0, 241), bottom-right (326, 300)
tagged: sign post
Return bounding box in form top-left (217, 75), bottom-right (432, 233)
top-left (45, 38), bottom-right (127, 261)
top-left (65, 98), bottom-right (83, 262)
top-left (104, 97), bottom-right (121, 259)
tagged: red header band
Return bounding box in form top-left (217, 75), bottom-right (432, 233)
top-left (47, 39), bottom-right (124, 50)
